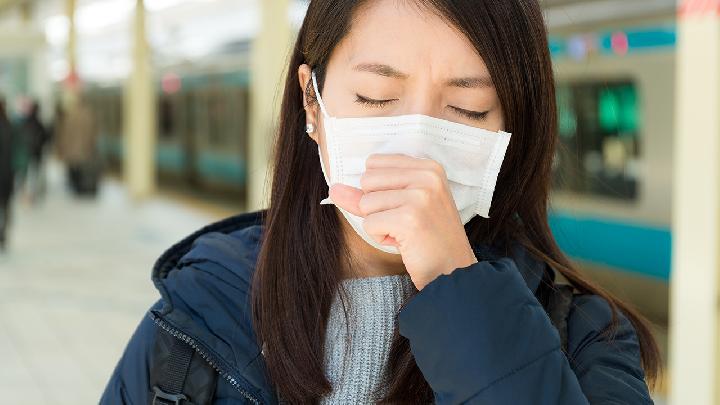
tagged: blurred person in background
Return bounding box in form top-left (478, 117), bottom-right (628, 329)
top-left (57, 95), bottom-right (99, 197)
top-left (0, 98), bottom-right (14, 251)
top-left (18, 100), bottom-right (50, 204)
top-left (50, 102), bottom-right (64, 157)
top-left (10, 97), bottom-right (30, 199)
top-left (102, 1), bottom-right (661, 404)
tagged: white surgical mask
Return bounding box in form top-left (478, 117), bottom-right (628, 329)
top-left (311, 70), bottom-right (511, 255)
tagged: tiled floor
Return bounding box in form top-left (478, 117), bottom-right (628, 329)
top-left (0, 162), bottom-right (220, 404)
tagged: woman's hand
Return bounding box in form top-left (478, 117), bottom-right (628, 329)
top-left (329, 153), bottom-right (478, 290)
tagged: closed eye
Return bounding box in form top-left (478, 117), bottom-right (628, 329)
top-left (449, 106), bottom-right (490, 121)
top-left (355, 94), bottom-right (489, 121)
top-left (355, 94), bottom-right (398, 108)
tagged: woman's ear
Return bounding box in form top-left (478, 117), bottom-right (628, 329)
top-left (298, 64), bottom-right (319, 143)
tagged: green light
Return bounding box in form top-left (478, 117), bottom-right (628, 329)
top-left (598, 85), bottom-right (638, 134)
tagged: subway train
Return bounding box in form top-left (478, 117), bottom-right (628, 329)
top-left (548, 19), bottom-right (675, 323)
top-left (84, 20), bottom-right (675, 323)
top-left (85, 49), bottom-right (251, 201)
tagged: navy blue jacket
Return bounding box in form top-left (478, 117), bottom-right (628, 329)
top-left (101, 210), bottom-right (654, 404)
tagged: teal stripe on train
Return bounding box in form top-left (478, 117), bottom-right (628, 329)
top-left (548, 211), bottom-right (671, 281)
top-left (549, 24), bottom-right (676, 58)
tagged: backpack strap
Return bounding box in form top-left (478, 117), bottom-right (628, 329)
top-left (149, 328), bottom-right (218, 405)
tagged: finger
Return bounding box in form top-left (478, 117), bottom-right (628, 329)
top-left (329, 188), bottom-right (402, 247)
top-left (358, 189), bottom-right (410, 216)
top-left (358, 189), bottom-right (425, 216)
top-left (329, 183), bottom-right (364, 217)
top-left (362, 207), bottom-right (409, 245)
top-left (361, 168), bottom-right (447, 194)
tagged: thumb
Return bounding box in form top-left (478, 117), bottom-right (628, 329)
top-left (329, 184), bottom-right (364, 217)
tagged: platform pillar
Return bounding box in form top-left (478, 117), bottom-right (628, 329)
top-left (247, 0), bottom-right (293, 211)
top-left (670, 1), bottom-right (720, 403)
top-left (123, 0), bottom-right (156, 199)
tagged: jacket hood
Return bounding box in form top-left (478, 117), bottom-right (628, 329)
top-left (150, 210), bottom-right (273, 402)
top-left (149, 209), bottom-right (552, 403)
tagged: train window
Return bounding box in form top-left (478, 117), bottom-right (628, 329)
top-left (235, 88), bottom-right (250, 154)
top-left (552, 80), bottom-right (641, 200)
top-left (112, 94), bottom-right (123, 137)
top-left (159, 97), bottom-right (175, 138)
top-left (207, 90), bottom-right (226, 147)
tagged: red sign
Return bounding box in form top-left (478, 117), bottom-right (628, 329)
top-left (64, 69), bottom-right (81, 90)
top-left (678, 0), bottom-right (720, 17)
top-left (162, 72), bottom-right (181, 95)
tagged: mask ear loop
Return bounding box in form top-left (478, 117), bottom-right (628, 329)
top-left (310, 69), bottom-right (335, 194)
top-left (311, 70), bottom-right (330, 119)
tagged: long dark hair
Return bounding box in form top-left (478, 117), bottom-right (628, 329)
top-left (251, 1), bottom-right (662, 402)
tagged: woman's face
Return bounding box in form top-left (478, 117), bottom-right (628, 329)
top-left (299, 0), bottom-right (505, 175)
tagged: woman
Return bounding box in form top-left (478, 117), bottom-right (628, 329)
top-left (102, 0), bottom-right (661, 403)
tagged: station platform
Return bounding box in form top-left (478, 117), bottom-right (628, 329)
top-left (0, 160), bottom-right (224, 404)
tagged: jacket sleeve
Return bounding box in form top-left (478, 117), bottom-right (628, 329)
top-left (397, 258), bottom-right (653, 405)
top-left (100, 300), bottom-right (163, 405)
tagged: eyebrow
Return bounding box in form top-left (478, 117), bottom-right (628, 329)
top-left (352, 62), bottom-right (493, 88)
top-left (446, 76), bottom-right (494, 89)
top-left (353, 63), bottom-right (408, 79)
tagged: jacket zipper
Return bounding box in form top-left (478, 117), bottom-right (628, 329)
top-left (149, 312), bottom-right (263, 405)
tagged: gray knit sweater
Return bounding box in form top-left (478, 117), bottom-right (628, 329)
top-left (320, 273), bottom-right (416, 404)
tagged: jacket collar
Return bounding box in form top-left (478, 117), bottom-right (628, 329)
top-left (150, 210), bottom-right (551, 403)
top-left (151, 210), bottom-right (266, 281)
